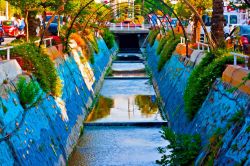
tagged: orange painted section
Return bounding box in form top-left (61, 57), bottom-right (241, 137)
top-left (56, 44), bottom-right (64, 54)
top-left (156, 33), bottom-right (162, 41)
top-left (44, 46), bottom-right (64, 60)
top-left (222, 65), bottom-right (250, 95)
top-left (175, 43), bottom-right (193, 57)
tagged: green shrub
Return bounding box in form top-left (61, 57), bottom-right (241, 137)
top-left (184, 51), bottom-right (243, 119)
top-left (89, 38), bottom-right (99, 54)
top-left (228, 110), bottom-right (245, 124)
top-left (156, 126), bottom-right (201, 166)
top-left (148, 29), bottom-right (159, 47)
top-left (199, 128), bottom-right (225, 165)
top-left (184, 52), bottom-right (215, 119)
top-left (103, 28), bottom-right (115, 49)
top-left (105, 66), bottom-right (113, 77)
top-left (86, 41), bottom-right (95, 64)
top-left (156, 36), bottom-right (168, 55)
top-left (157, 38), bottom-right (180, 71)
top-left (17, 77), bottom-right (41, 109)
top-left (246, 126), bottom-right (250, 133)
top-left (0, 99), bottom-right (8, 114)
top-left (11, 43), bottom-right (60, 95)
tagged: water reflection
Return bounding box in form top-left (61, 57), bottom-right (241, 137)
top-left (135, 95), bottom-right (158, 116)
top-left (86, 96), bottom-right (114, 122)
top-left (86, 95), bottom-right (162, 122)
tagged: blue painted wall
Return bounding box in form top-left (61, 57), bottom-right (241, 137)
top-left (146, 40), bottom-right (250, 165)
top-left (0, 38), bottom-right (117, 165)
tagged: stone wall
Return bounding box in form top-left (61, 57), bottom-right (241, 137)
top-left (146, 40), bottom-right (250, 165)
top-left (0, 38), bottom-right (118, 165)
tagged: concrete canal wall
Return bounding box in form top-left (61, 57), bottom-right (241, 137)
top-left (146, 40), bottom-right (250, 165)
top-left (0, 38), bottom-right (118, 165)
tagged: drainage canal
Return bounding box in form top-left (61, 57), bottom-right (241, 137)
top-left (68, 52), bottom-right (168, 166)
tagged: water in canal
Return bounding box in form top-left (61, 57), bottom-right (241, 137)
top-left (68, 53), bottom-right (169, 166)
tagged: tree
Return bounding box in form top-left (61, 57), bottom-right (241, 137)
top-left (177, 0), bottom-right (212, 43)
top-left (174, 3), bottom-right (191, 20)
top-left (211, 0), bottom-right (224, 47)
top-left (7, 0), bottom-right (66, 41)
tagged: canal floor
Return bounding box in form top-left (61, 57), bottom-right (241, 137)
top-left (68, 53), bottom-right (169, 166)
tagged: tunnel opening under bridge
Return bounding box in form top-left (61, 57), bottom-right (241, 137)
top-left (116, 33), bottom-right (147, 53)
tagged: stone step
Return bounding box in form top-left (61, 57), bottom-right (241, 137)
top-left (112, 60), bottom-right (145, 63)
top-left (84, 121), bottom-right (168, 127)
top-left (104, 76), bottom-right (150, 80)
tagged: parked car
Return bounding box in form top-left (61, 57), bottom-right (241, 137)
top-left (45, 15), bottom-right (63, 35)
top-left (226, 25), bottom-right (250, 54)
top-left (0, 25), bottom-right (4, 45)
top-left (2, 20), bottom-right (19, 37)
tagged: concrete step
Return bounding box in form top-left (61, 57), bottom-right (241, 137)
top-left (113, 60), bottom-right (145, 63)
top-left (104, 76), bottom-right (150, 79)
top-left (84, 121), bottom-right (168, 127)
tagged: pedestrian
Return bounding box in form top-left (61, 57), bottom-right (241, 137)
top-left (18, 18), bottom-right (25, 34)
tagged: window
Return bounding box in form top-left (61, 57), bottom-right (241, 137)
top-left (230, 15), bottom-right (237, 24)
top-left (224, 15), bottom-right (228, 25)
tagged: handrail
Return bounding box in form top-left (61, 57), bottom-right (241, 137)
top-left (34, 37), bottom-right (53, 48)
top-left (197, 42), bottom-right (210, 52)
top-left (180, 37), bottom-right (185, 44)
top-left (230, 52), bottom-right (249, 70)
top-left (0, 46), bottom-right (13, 60)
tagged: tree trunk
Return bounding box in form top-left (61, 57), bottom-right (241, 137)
top-left (28, 11), bottom-right (40, 38)
top-left (57, 16), bottom-right (61, 36)
top-left (25, 10), bottom-right (29, 42)
top-left (211, 0), bottom-right (225, 48)
top-left (39, 3), bottom-right (65, 48)
top-left (192, 8), bottom-right (202, 43)
top-left (182, 0), bottom-right (216, 49)
top-left (192, 15), bottom-right (198, 43)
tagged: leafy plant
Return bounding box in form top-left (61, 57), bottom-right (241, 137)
top-left (184, 50), bottom-right (244, 119)
top-left (228, 110), bottom-right (245, 125)
top-left (54, 77), bottom-right (63, 98)
top-left (156, 36), bottom-right (168, 55)
top-left (3, 79), bottom-right (8, 84)
top-left (70, 33), bottom-right (86, 48)
top-left (70, 33), bottom-right (97, 62)
top-left (231, 144), bottom-right (238, 151)
top-left (105, 66), bottom-right (113, 77)
top-left (17, 77), bottom-right (41, 109)
top-left (0, 99), bottom-right (8, 114)
top-left (10, 43), bottom-right (60, 96)
top-left (200, 128), bottom-right (225, 165)
top-left (89, 39), bottom-right (99, 54)
top-left (148, 29), bottom-right (159, 47)
top-left (102, 28), bottom-right (115, 49)
top-left (156, 127), bottom-right (201, 166)
top-left (158, 37), bottom-right (180, 71)
top-left (246, 126), bottom-right (250, 133)
top-left (79, 126), bottom-right (84, 137)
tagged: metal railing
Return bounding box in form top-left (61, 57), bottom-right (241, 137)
top-left (230, 52), bottom-right (249, 70)
top-left (0, 46), bottom-right (13, 60)
top-left (34, 37), bottom-right (53, 48)
top-left (180, 37), bottom-right (186, 44)
top-left (197, 42), bottom-right (210, 52)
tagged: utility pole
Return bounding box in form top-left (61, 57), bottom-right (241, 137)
top-left (6, 1), bottom-right (8, 20)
